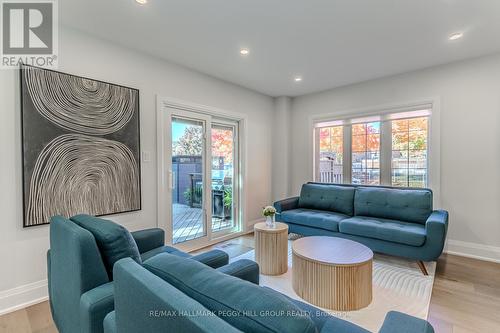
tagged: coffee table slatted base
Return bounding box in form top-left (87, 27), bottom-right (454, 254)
top-left (292, 253), bottom-right (372, 311)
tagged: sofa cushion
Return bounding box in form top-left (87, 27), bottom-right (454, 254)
top-left (339, 216), bottom-right (426, 246)
top-left (273, 288), bottom-right (329, 331)
top-left (280, 208), bottom-right (348, 232)
top-left (298, 184), bottom-right (355, 216)
top-left (268, 287), bottom-right (371, 333)
top-left (143, 253), bottom-right (316, 333)
top-left (354, 187), bottom-right (432, 224)
top-left (70, 214), bottom-right (142, 278)
top-left (140, 245), bottom-right (191, 262)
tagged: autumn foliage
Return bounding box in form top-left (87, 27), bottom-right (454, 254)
top-left (173, 125), bottom-right (234, 164)
top-left (392, 118), bottom-right (427, 151)
top-left (352, 123), bottom-right (380, 152)
top-left (319, 118), bottom-right (427, 154)
top-left (211, 127), bottom-right (234, 163)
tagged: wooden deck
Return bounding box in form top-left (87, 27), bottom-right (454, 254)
top-left (173, 204), bottom-right (233, 244)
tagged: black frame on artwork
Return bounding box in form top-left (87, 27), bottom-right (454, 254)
top-left (19, 63), bottom-right (142, 228)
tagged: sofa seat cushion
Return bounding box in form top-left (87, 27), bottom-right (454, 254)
top-left (298, 183), bottom-right (355, 216)
top-left (339, 216), bottom-right (426, 246)
top-left (70, 214), bottom-right (142, 278)
top-left (143, 253), bottom-right (316, 333)
top-left (280, 208), bottom-right (348, 232)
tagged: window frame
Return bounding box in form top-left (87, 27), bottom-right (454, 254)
top-left (351, 121), bottom-right (382, 185)
top-left (315, 125), bottom-right (345, 183)
top-left (313, 103), bottom-right (433, 188)
top-left (390, 117), bottom-right (429, 188)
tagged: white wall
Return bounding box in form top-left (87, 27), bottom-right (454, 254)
top-left (272, 96), bottom-right (292, 201)
top-left (2, 25), bottom-right (500, 317)
top-left (0, 27), bottom-right (274, 314)
top-left (290, 53), bottom-right (500, 263)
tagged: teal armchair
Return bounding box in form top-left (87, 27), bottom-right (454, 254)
top-left (47, 215), bottom-right (229, 333)
top-left (48, 216), bottom-right (111, 333)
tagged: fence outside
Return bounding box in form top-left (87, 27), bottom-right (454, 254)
top-left (319, 160), bottom-right (343, 183)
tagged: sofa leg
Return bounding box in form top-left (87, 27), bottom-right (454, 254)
top-left (417, 261), bottom-right (428, 275)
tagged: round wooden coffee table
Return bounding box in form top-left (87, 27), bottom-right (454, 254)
top-left (254, 222), bottom-right (288, 275)
top-left (292, 236), bottom-right (373, 311)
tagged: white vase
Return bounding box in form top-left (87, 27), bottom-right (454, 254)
top-left (265, 215), bottom-right (275, 228)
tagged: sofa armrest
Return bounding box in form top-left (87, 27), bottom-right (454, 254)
top-left (217, 259), bottom-right (259, 284)
top-left (131, 228), bottom-right (165, 254)
top-left (80, 282), bottom-right (114, 333)
top-left (103, 311), bottom-right (117, 333)
top-left (379, 311), bottom-right (434, 333)
top-left (191, 249), bottom-right (229, 268)
top-left (424, 210), bottom-right (449, 260)
top-left (274, 196), bottom-right (299, 213)
top-left (426, 210), bottom-right (448, 232)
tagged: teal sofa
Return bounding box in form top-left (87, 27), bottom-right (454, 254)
top-left (104, 255), bottom-right (434, 333)
top-left (274, 183), bottom-right (448, 274)
top-left (47, 215), bottom-right (230, 333)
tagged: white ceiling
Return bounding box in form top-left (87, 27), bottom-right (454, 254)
top-left (60, 0), bottom-right (500, 97)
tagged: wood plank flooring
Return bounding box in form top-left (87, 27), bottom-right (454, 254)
top-left (427, 254), bottom-right (500, 333)
top-left (1, 234), bottom-right (499, 333)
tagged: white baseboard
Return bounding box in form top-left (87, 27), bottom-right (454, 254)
top-left (445, 239), bottom-right (500, 263)
top-left (245, 217), bottom-right (265, 232)
top-left (0, 279), bottom-right (48, 316)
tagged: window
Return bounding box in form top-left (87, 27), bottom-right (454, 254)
top-left (314, 108), bottom-right (430, 188)
top-left (391, 117), bottom-right (428, 187)
top-left (352, 122), bottom-right (380, 185)
top-left (318, 126), bottom-right (343, 183)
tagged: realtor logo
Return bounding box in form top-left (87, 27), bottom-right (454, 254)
top-left (1, 0), bottom-right (58, 68)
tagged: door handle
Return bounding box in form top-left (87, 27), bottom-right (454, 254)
top-left (169, 170), bottom-right (174, 190)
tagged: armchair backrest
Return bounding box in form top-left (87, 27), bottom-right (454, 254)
top-left (48, 216), bottom-right (109, 333)
top-left (113, 258), bottom-right (241, 333)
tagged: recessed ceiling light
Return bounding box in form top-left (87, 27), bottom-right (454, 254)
top-left (135, 0), bottom-right (147, 4)
top-left (240, 48), bottom-right (249, 56)
top-left (294, 76), bottom-right (303, 82)
top-left (448, 32), bottom-right (463, 41)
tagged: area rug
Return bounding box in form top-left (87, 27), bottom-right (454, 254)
top-left (231, 239), bottom-right (436, 332)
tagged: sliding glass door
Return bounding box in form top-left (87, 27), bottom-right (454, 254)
top-left (211, 122), bottom-right (238, 235)
top-left (168, 110), bottom-right (240, 247)
top-left (171, 116), bottom-right (209, 244)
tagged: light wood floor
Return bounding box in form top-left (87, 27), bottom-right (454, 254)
top-left (1, 234), bottom-right (499, 333)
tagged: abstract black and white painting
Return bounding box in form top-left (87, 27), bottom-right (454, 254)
top-left (20, 64), bottom-right (141, 227)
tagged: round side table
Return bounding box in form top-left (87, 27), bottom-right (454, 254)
top-left (254, 222), bottom-right (288, 275)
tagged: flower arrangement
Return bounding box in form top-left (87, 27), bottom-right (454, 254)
top-left (262, 206), bottom-right (277, 217)
top-left (263, 206), bottom-right (277, 228)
